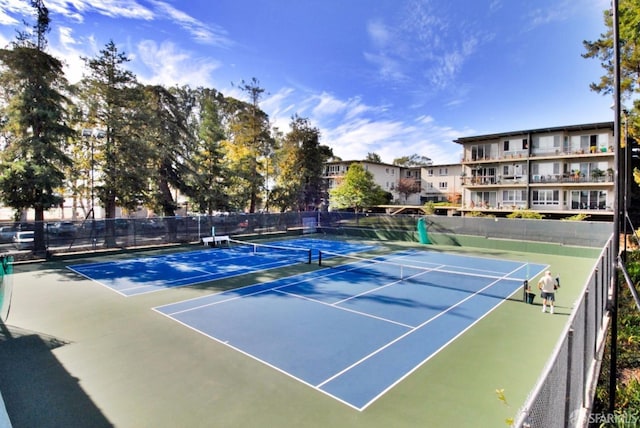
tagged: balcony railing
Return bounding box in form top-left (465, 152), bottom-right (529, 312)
top-left (462, 174), bottom-right (613, 186)
top-left (462, 147), bottom-right (614, 163)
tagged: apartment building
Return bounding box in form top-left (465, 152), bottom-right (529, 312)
top-left (323, 160), bottom-right (462, 207)
top-left (324, 160), bottom-right (402, 203)
top-left (419, 163), bottom-right (463, 205)
top-left (454, 122), bottom-right (615, 217)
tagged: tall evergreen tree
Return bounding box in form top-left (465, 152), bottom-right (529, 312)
top-left (80, 41), bottom-right (151, 245)
top-left (583, 0), bottom-right (640, 209)
top-left (188, 87), bottom-right (228, 214)
top-left (0, 0), bottom-right (74, 253)
top-left (225, 78), bottom-right (273, 213)
top-left (274, 115), bottom-right (332, 211)
top-left (140, 84), bottom-right (195, 239)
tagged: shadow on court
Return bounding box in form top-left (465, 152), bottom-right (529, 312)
top-left (0, 322), bottom-right (113, 428)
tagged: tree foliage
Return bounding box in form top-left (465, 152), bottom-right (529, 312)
top-left (584, 0), bottom-right (640, 189)
top-left (396, 177), bottom-right (420, 202)
top-left (187, 87), bottom-right (229, 214)
top-left (223, 78), bottom-right (273, 213)
top-left (365, 152), bottom-right (382, 163)
top-left (79, 41), bottom-right (152, 243)
top-left (272, 115), bottom-right (333, 212)
top-left (329, 163), bottom-right (387, 212)
top-left (393, 154), bottom-right (432, 167)
top-left (0, 1), bottom-right (74, 252)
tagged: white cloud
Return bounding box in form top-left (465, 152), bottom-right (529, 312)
top-left (367, 20), bottom-right (392, 50)
top-left (260, 84), bottom-right (464, 165)
top-left (0, 0), bottom-right (32, 26)
top-left (364, 0), bottom-right (486, 94)
top-left (363, 51), bottom-right (407, 82)
top-left (44, 0), bottom-right (155, 21)
top-left (149, 0), bottom-right (232, 46)
top-left (58, 26), bottom-right (78, 47)
top-left (136, 39), bottom-right (219, 87)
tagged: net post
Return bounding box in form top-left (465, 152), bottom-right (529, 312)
top-left (307, 249), bottom-right (312, 264)
top-left (318, 250), bottom-right (322, 266)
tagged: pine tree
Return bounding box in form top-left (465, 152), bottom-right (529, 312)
top-left (0, 0), bottom-right (74, 253)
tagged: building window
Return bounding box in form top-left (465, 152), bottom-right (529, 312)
top-left (570, 190), bottom-right (607, 210)
top-left (471, 144), bottom-right (494, 161)
top-left (439, 182), bottom-right (448, 189)
top-left (532, 189), bottom-right (560, 205)
top-left (502, 190), bottom-right (527, 204)
top-left (471, 191), bottom-right (497, 208)
top-left (326, 165), bottom-right (341, 175)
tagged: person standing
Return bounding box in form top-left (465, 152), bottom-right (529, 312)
top-left (538, 270), bottom-right (558, 314)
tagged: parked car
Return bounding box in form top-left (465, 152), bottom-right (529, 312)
top-left (16, 222), bottom-right (34, 231)
top-left (139, 219), bottom-right (164, 230)
top-left (13, 231), bottom-right (34, 250)
top-left (48, 221), bottom-right (77, 236)
top-left (0, 226), bottom-right (16, 243)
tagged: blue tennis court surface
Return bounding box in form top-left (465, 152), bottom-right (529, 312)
top-left (67, 238), bottom-right (376, 296)
top-left (155, 250), bottom-right (547, 410)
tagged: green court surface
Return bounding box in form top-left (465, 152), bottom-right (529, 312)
top-left (0, 235), bottom-right (599, 427)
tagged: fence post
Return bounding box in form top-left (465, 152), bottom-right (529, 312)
top-left (564, 328), bottom-right (575, 427)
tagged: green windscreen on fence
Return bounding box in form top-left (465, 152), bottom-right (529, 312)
top-left (0, 255), bottom-right (14, 322)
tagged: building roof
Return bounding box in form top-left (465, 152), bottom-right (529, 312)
top-left (453, 121), bottom-right (614, 145)
top-left (325, 159), bottom-right (401, 168)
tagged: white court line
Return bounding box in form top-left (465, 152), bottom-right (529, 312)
top-left (314, 263), bottom-right (526, 390)
top-left (274, 288), bottom-right (415, 329)
top-left (331, 264), bottom-right (448, 306)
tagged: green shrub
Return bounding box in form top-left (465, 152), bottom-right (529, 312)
top-left (562, 213), bottom-right (590, 221)
top-left (423, 201), bottom-right (435, 215)
top-left (506, 210), bottom-right (543, 219)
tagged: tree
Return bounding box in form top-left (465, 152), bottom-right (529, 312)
top-left (80, 41), bottom-right (151, 245)
top-left (0, 1), bottom-right (74, 253)
top-left (583, 0), bottom-right (640, 99)
top-left (396, 177), bottom-right (420, 203)
top-left (223, 78), bottom-right (273, 213)
top-left (329, 163), bottom-right (387, 212)
top-left (187, 87), bottom-right (229, 214)
top-left (393, 154), bottom-right (432, 167)
top-left (273, 115), bottom-right (333, 211)
top-left (584, 0), bottom-right (640, 202)
top-left (142, 84), bottom-right (194, 239)
top-left (365, 152), bottom-right (382, 163)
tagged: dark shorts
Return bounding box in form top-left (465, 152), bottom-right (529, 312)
top-left (541, 291), bottom-right (555, 301)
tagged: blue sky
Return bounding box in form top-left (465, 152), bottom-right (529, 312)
top-left (0, 0), bottom-right (613, 164)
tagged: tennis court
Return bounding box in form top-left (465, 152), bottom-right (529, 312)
top-left (67, 238), bottom-right (376, 296)
top-left (155, 249), bottom-right (547, 410)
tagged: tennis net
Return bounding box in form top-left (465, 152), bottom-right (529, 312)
top-left (317, 250), bottom-right (523, 286)
top-left (228, 239), bottom-right (312, 264)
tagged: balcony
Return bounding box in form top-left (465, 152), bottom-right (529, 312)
top-left (462, 147), bottom-right (614, 164)
top-left (462, 172), bottom-right (613, 187)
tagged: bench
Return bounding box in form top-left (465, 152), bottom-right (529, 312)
top-left (202, 235), bottom-right (230, 247)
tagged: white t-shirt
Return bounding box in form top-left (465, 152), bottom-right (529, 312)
top-left (538, 274), bottom-right (556, 293)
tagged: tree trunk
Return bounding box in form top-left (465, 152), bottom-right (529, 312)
top-left (33, 206), bottom-right (46, 255)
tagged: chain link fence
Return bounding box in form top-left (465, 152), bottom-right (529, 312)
top-left (0, 212), bottom-right (323, 260)
top-left (513, 237), bottom-right (613, 427)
